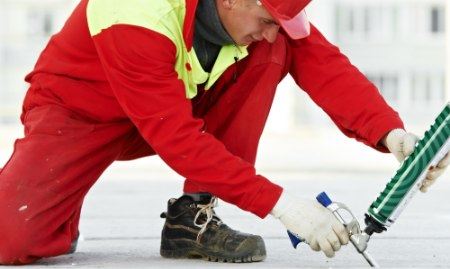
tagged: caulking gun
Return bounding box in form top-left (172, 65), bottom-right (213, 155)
top-left (287, 103), bottom-right (450, 267)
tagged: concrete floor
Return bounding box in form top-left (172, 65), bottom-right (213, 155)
top-left (2, 125), bottom-right (450, 268)
top-left (23, 170), bottom-right (450, 268)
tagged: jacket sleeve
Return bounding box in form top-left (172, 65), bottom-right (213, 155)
top-left (91, 25), bottom-right (282, 218)
top-left (288, 24), bottom-right (404, 152)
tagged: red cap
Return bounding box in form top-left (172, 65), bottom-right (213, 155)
top-left (259, 0), bottom-right (312, 39)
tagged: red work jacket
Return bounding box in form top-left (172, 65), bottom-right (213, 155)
top-left (23, 0), bottom-right (403, 218)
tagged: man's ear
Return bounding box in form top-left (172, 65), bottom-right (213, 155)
top-left (218, 0), bottom-right (238, 10)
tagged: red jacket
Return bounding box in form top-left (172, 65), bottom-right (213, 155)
top-left (24, 0), bottom-right (403, 218)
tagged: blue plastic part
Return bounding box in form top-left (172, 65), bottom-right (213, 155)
top-left (316, 192), bottom-right (332, 207)
top-left (286, 192), bottom-right (334, 249)
top-left (287, 230), bottom-right (302, 248)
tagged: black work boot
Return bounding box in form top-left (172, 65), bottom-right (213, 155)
top-left (160, 194), bottom-right (266, 263)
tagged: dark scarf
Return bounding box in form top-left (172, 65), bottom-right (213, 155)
top-left (193, 0), bottom-right (234, 72)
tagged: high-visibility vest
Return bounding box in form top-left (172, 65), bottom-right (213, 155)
top-left (87, 0), bottom-right (248, 99)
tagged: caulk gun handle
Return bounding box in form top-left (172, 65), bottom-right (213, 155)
top-left (316, 192), bottom-right (380, 267)
top-left (287, 230), bottom-right (302, 248)
top-left (286, 192), bottom-right (333, 248)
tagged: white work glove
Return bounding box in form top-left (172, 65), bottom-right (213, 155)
top-left (271, 191), bottom-right (349, 258)
top-left (383, 128), bottom-right (450, 192)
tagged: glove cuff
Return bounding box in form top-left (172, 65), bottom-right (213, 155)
top-left (384, 128), bottom-right (406, 149)
top-left (270, 191), bottom-right (294, 219)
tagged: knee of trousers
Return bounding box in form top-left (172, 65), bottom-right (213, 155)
top-left (0, 204), bottom-right (68, 265)
top-left (0, 213), bottom-right (43, 265)
top-left (0, 227), bottom-right (36, 264)
top-left (0, 201), bottom-right (74, 265)
top-left (0, 187), bottom-right (36, 264)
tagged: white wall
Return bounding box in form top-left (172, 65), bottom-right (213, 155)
top-left (0, 0), bottom-right (78, 124)
top-left (267, 0), bottom-right (447, 133)
top-left (0, 0), bottom-right (448, 130)
top-left (447, 0), bottom-right (450, 99)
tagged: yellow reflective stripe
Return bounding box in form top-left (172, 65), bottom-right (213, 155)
top-left (87, 0), bottom-right (196, 98)
top-left (205, 45), bottom-right (248, 90)
top-left (86, 0), bottom-right (248, 99)
top-left (86, 0), bottom-right (181, 39)
top-left (187, 49), bottom-right (209, 90)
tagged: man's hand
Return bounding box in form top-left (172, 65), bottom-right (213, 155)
top-left (271, 191), bottom-right (349, 258)
top-left (383, 129), bottom-right (450, 192)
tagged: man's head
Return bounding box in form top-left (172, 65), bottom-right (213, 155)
top-left (216, 0), bottom-right (311, 46)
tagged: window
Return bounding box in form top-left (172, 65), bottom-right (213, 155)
top-left (43, 12), bottom-right (53, 35)
top-left (411, 73), bottom-right (445, 103)
top-left (348, 8), bottom-right (355, 33)
top-left (27, 9), bottom-right (53, 37)
top-left (430, 6), bottom-right (445, 34)
top-left (336, 4), bottom-right (396, 42)
top-left (367, 73), bottom-right (399, 102)
top-left (336, 5), bottom-right (356, 38)
top-left (364, 6), bottom-right (371, 35)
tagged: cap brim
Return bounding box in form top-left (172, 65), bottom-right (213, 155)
top-left (278, 10), bottom-right (310, 39)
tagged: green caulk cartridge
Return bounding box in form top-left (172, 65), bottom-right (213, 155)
top-left (365, 103), bottom-right (450, 234)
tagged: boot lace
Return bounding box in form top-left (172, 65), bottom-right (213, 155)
top-left (193, 197), bottom-right (223, 242)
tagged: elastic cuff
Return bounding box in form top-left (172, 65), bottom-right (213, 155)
top-left (183, 179), bottom-right (207, 193)
top-left (369, 116), bottom-right (404, 153)
top-left (270, 190), bottom-right (297, 218)
top-left (245, 176), bottom-right (283, 219)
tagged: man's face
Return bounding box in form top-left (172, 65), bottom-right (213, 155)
top-left (217, 0), bottom-right (281, 46)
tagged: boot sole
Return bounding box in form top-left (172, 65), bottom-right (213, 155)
top-left (160, 238), bottom-right (266, 263)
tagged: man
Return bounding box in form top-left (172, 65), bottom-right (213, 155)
top-left (0, 0), bottom-right (448, 265)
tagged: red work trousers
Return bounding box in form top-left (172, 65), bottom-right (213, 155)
top-left (0, 36), bottom-right (289, 264)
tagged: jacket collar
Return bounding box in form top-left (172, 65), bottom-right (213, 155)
top-left (183, 0), bottom-right (199, 51)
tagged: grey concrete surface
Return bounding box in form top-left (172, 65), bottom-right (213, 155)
top-left (19, 169), bottom-right (450, 268)
top-left (2, 125), bottom-right (449, 268)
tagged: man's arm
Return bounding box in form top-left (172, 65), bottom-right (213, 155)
top-left (90, 24), bottom-right (352, 258)
top-left (91, 25), bottom-right (282, 218)
top-left (288, 24), bottom-right (448, 190)
top-left (288, 24), bottom-right (404, 151)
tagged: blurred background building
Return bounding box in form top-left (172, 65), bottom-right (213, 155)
top-left (0, 0), bottom-right (78, 124)
top-left (270, 0), bottom-right (449, 132)
top-left (0, 0), bottom-right (449, 174)
top-left (0, 0), bottom-right (448, 127)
